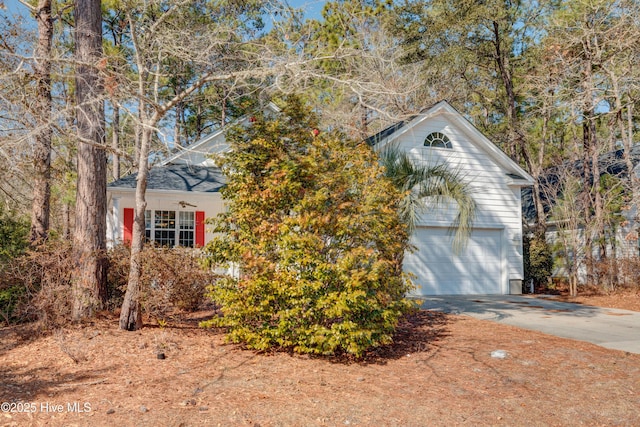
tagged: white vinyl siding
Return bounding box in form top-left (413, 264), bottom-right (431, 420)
top-left (380, 111), bottom-right (528, 294)
top-left (107, 191), bottom-right (225, 249)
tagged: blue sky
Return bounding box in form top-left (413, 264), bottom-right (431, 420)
top-left (1, 0), bottom-right (327, 21)
top-left (287, 0), bottom-right (326, 20)
top-left (2, 0), bottom-right (29, 17)
top-left (1, 0), bottom-right (329, 38)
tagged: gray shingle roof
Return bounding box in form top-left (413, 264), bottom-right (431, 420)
top-left (365, 120), bottom-right (409, 146)
top-left (364, 101), bottom-right (445, 146)
top-left (108, 165), bottom-right (225, 192)
top-left (523, 144), bottom-right (640, 224)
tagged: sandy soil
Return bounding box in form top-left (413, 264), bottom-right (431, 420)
top-left (1, 293), bottom-right (639, 427)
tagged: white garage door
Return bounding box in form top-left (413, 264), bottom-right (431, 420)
top-left (404, 227), bottom-right (503, 295)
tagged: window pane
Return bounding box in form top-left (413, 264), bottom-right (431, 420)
top-left (154, 229), bottom-right (175, 247)
top-left (178, 211), bottom-right (195, 247)
top-left (155, 210), bottom-right (175, 229)
top-left (424, 132), bottom-right (452, 149)
top-left (179, 230), bottom-right (194, 247)
top-left (150, 210), bottom-right (176, 246)
top-left (179, 211), bottom-right (194, 229)
top-left (145, 210), bottom-right (151, 229)
top-left (143, 211), bottom-right (152, 243)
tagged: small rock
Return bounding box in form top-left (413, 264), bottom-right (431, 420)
top-left (157, 352), bottom-right (166, 360)
top-left (106, 409), bottom-right (115, 415)
top-left (356, 377), bottom-right (365, 382)
top-left (198, 406), bottom-right (209, 412)
top-left (193, 387), bottom-right (203, 395)
top-left (140, 405), bottom-right (148, 413)
top-left (491, 350), bottom-right (508, 359)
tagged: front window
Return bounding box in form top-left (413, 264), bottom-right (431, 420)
top-left (179, 211), bottom-right (195, 247)
top-left (424, 132), bottom-right (452, 149)
top-left (145, 210), bottom-right (194, 247)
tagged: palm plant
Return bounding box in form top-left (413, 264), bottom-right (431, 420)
top-left (380, 146), bottom-right (476, 252)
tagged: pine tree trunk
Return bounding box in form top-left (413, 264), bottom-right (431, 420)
top-left (72, 0), bottom-right (107, 319)
top-left (30, 0), bottom-right (53, 244)
top-left (492, 20), bottom-right (519, 162)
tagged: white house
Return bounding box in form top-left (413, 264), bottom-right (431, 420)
top-left (107, 100), bottom-right (533, 295)
top-left (367, 101), bottom-right (533, 295)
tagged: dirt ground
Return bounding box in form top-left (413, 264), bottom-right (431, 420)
top-left (545, 287), bottom-right (640, 312)
top-left (1, 291), bottom-right (639, 427)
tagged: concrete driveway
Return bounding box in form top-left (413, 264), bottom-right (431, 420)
top-left (418, 295), bottom-right (640, 354)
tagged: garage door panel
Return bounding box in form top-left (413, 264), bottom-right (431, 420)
top-left (405, 227), bottom-right (502, 295)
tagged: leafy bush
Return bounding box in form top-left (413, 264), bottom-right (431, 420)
top-left (524, 233), bottom-right (553, 291)
top-left (0, 285), bottom-right (25, 325)
top-left (0, 206), bottom-right (29, 264)
top-left (201, 98), bottom-right (414, 357)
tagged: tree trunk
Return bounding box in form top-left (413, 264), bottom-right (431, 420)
top-left (133, 103), bottom-right (143, 170)
top-left (610, 72), bottom-right (640, 226)
top-left (174, 99), bottom-right (183, 147)
top-left (30, 0), bottom-right (53, 244)
top-left (625, 105), bottom-right (640, 221)
top-left (582, 119), bottom-right (594, 285)
top-left (111, 105), bottom-right (120, 180)
top-left (62, 200), bottom-right (71, 240)
top-left (72, 0), bottom-right (108, 319)
top-left (492, 20), bottom-right (519, 162)
top-left (119, 126), bottom-right (152, 331)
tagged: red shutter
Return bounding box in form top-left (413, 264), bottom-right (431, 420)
top-left (195, 211), bottom-right (205, 247)
top-left (123, 208), bottom-right (134, 246)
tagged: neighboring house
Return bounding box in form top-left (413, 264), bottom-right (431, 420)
top-left (522, 144), bottom-right (640, 283)
top-left (107, 100), bottom-right (534, 296)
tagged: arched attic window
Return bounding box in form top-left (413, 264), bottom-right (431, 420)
top-left (424, 132), bottom-right (452, 149)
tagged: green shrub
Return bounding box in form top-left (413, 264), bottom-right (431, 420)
top-left (0, 285), bottom-right (25, 324)
top-left (524, 233), bottom-right (553, 290)
top-left (201, 98), bottom-right (414, 357)
top-left (0, 206), bottom-right (29, 264)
